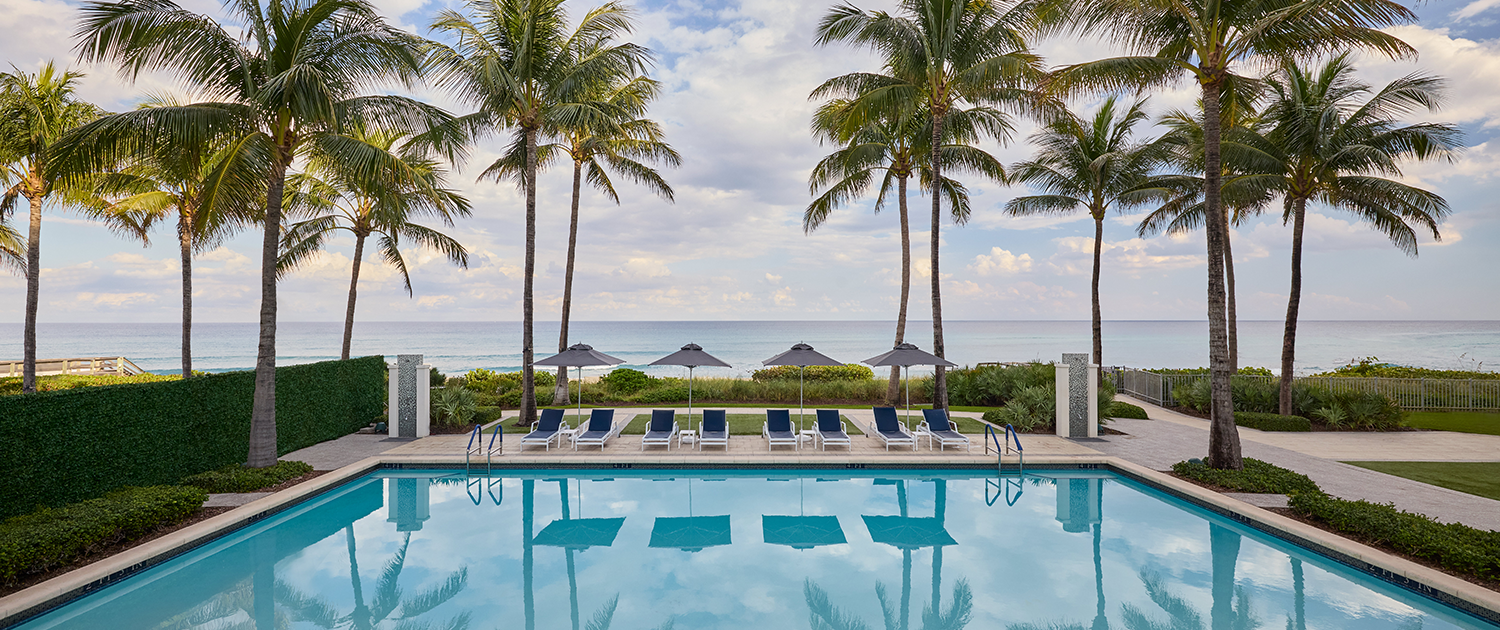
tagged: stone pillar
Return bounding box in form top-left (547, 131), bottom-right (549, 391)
top-left (387, 477), bottom-right (431, 532)
top-left (1055, 353), bottom-right (1098, 438)
top-left (1055, 478), bottom-right (1102, 533)
top-left (388, 354), bottom-right (431, 438)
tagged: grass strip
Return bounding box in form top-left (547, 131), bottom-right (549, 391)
top-left (1403, 411), bottom-right (1500, 436)
top-left (0, 485), bottom-right (207, 585)
top-left (1171, 458), bottom-right (1320, 495)
top-left (1343, 461), bottom-right (1500, 502)
top-left (182, 461), bottom-right (313, 493)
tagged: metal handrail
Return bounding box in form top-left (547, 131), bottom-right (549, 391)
top-left (466, 424), bottom-right (504, 473)
top-left (1004, 424), bottom-right (1024, 474)
top-left (984, 424), bottom-right (1024, 473)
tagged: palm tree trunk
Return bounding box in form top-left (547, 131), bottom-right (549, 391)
top-left (248, 159), bottom-right (289, 469)
top-left (1091, 212), bottom-right (1104, 366)
top-left (1209, 523), bottom-right (1241, 630)
top-left (523, 480), bottom-right (535, 630)
top-left (554, 159), bottom-right (583, 406)
top-left (179, 210), bottom-right (194, 377)
top-left (520, 127), bottom-right (538, 425)
top-left (1201, 80), bottom-right (1241, 470)
top-left (341, 233), bottom-right (366, 361)
top-left (1224, 207), bottom-right (1238, 371)
top-left (1279, 198), bottom-right (1307, 416)
top-left (22, 192), bottom-right (42, 394)
top-left (929, 113), bottom-right (948, 410)
top-left (887, 175), bottom-right (912, 404)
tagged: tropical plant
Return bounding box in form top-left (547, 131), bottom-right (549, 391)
top-left (277, 529), bottom-right (471, 629)
top-left (993, 385), bottom-right (1055, 432)
top-left (487, 72), bottom-right (678, 406)
top-left (1046, 0), bottom-right (1424, 469)
top-left (58, 94), bottom-right (263, 377)
top-left (432, 386), bottom-right (479, 426)
top-left (427, 0), bottom-right (652, 425)
top-left (0, 62), bottom-right (104, 393)
top-left (814, 0), bottom-right (1048, 409)
top-left (279, 128), bottom-right (471, 360)
top-left (1261, 55), bottom-right (1460, 415)
top-left (75, 0), bottom-right (453, 466)
top-left (1006, 96), bottom-right (1169, 367)
top-left (806, 99), bottom-right (1003, 404)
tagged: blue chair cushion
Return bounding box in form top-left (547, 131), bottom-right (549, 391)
top-left (922, 408), bottom-right (951, 432)
top-left (702, 410), bottom-right (727, 433)
top-left (873, 407), bottom-right (900, 433)
top-left (650, 409), bottom-right (675, 432)
top-left (538, 408), bottom-right (565, 431)
top-left (589, 409), bottom-right (614, 432)
top-left (766, 410), bottom-right (791, 433)
top-left (817, 410), bottom-right (842, 432)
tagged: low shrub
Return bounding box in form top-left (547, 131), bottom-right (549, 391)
top-left (182, 460), bottom-right (314, 493)
top-left (1171, 458), bottom-right (1320, 495)
top-left (943, 362), bottom-right (1053, 407)
top-left (1291, 491), bottom-right (1500, 580)
top-left (989, 385), bottom-right (1055, 432)
top-left (751, 364), bottom-right (875, 383)
top-left (1145, 366), bottom-right (1274, 376)
top-left (462, 368), bottom-right (508, 394)
top-left (0, 373), bottom-right (181, 396)
top-left (1108, 401), bottom-right (1149, 419)
top-left (431, 386), bottom-right (478, 426)
top-left (0, 485), bottom-right (208, 585)
top-left (429, 369), bottom-right (446, 387)
top-left (1234, 412), bottom-right (1312, 432)
top-left (1312, 357), bottom-right (1500, 380)
top-left (601, 368), bottom-right (655, 394)
top-left (475, 406), bottom-right (505, 423)
top-left (632, 386), bottom-right (690, 404)
top-left (1315, 390), bottom-right (1405, 431)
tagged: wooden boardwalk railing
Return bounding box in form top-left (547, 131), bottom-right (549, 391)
top-left (1, 356), bottom-right (146, 378)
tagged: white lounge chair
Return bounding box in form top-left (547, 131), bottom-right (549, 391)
top-left (699, 410), bottom-right (730, 451)
top-left (573, 409), bottom-right (620, 451)
top-left (815, 409), bottom-right (851, 451)
top-left (520, 408), bottom-right (568, 451)
top-left (763, 409), bottom-right (798, 451)
top-left (869, 407), bottom-right (916, 451)
top-left (920, 409), bottom-right (971, 452)
top-left (641, 409), bottom-right (678, 451)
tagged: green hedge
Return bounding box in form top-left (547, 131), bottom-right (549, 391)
top-left (1235, 411), bottom-right (1312, 432)
top-left (1108, 401), bottom-right (1149, 419)
top-left (182, 460), bottom-right (313, 493)
top-left (1171, 458), bottom-right (1321, 495)
top-left (0, 356), bottom-right (385, 518)
top-left (0, 485), bottom-right (207, 585)
top-left (751, 364), bottom-right (875, 382)
top-left (1290, 491), bottom-right (1500, 580)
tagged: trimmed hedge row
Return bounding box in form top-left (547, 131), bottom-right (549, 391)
top-left (1172, 458), bottom-right (1321, 495)
top-left (0, 485), bottom-right (208, 585)
top-left (1108, 401), bottom-right (1150, 419)
top-left (1235, 411), bottom-right (1312, 432)
top-left (182, 460), bottom-right (314, 494)
top-left (1290, 491), bottom-right (1500, 580)
top-left (0, 356), bottom-right (385, 518)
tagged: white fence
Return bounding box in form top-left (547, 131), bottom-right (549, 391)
top-left (1104, 367), bottom-right (1500, 411)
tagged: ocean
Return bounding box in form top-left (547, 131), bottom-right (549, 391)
top-left (3, 320), bottom-right (1498, 377)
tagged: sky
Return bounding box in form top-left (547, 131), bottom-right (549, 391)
top-left (2, 0), bottom-right (1499, 324)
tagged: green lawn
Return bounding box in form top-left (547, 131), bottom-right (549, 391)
top-left (1403, 411), bottom-right (1500, 436)
top-left (1343, 461), bottom-right (1500, 501)
top-left (620, 413), bottom-right (861, 436)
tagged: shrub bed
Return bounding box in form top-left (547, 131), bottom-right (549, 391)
top-left (1290, 491), bottom-right (1500, 580)
top-left (1171, 458), bottom-right (1320, 495)
top-left (1235, 412), bottom-right (1312, 432)
top-left (0, 373), bottom-right (181, 396)
top-left (182, 461), bottom-right (313, 493)
top-left (0, 485), bottom-right (208, 585)
top-left (0, 356), bottom-right (385, 518)
top-left (751, 364), bottom-right (875, 382)
top-left (1108, 401), bottom-right (1149, 419)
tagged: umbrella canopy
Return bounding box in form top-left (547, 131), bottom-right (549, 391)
top-left (862, 515), bottom-right (958, 549)
top-left (863, 343), bottom-right (957, 368)
top-left (534, 343), bottom-right (625, 426)
top-left (763, 343), bottom-right (844, 367)
top-left (762, 515), bottom-right (846, 550)
top-left (532, 517), bottom-right (626, 549)
top-left (650, 344), bottom-right (731, 428)
top-left (650, 343), bottom-right (731, 369)
top-left (535, 343), bottom-right (625, 367)
top-left (649, 515), bottom-right (732, 552)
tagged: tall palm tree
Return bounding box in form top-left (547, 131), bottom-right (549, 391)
top-left (427, 0), bottom-right (651, 424)
top-left (75, 0), bottom-right (452, 467)
top-left (0, 62), bottom-right (103, 394)
top-left (58, 95), bottom-right (263, 377)
top-left (1005, 96), bottom-right (1169, 368)
top-left (275, 528), bottom-right (472, 629)
top-left (805, 102), bottom-right (1003, 404)
top-left (279, 128), bottom-right (473, 361)
top-left (1261, 56), bottom-right (1459, 415)
top-left (1047, 0), bottom-right (1422, 470)
top-left (488, 74), bottom-right (679, 406)
top-left (814, 0), bottom-right (1046, 409)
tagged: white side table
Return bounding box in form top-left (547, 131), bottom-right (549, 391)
top-left (679, 429), bottom-right (697, 447)
top-left (558, 428), bottom-right (579, 449)
top-left (799, 429), bottom-right (817, 449)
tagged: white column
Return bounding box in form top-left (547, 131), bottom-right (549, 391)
top-left (417, 364), bottom-right (432, 438)
top-left (1055, 363), bottom-right (1070, 437)
top-left (388, 362), bottom-right (401, 437)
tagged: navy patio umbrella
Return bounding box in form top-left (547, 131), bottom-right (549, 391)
top-left (863, 343), bottom-right (957, 429)
top-left (535, 344), bottom-right (625, 426)
top-left (763, 343), bottom-right (844, 431)
top-left (649, 479), bottom-right (731, 552)
top-left (762, 479), bottom-right (846, 550)
top-left (649, 343), bottom-right (731, 430)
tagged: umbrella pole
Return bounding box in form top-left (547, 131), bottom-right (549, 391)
top-left (688, 366), bottom-right (695, 431)
top-left (799, 365), bottom-right (806, 434)
top-left (576, 366), bottom-right (584, 428)
top-left (904, 365), bottom-right (911, 430)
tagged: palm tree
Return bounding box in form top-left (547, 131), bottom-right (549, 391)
top-left (0, 62), bottom-right (103, 394)
top-left (488, 75), bottom-right (679, 406)
top-left (0, 207), bottom-right (23, 275)
top-left (1047, 0), bottom-right (1423, 470)
top-left (427, 0), bottom-right (652, 424)
top-left (279, 128), bottom-right (473, 361)
top-left (1005, 96), bottom-right (1169, 368)
top-left (1261, 55), bottom-right (1459, 415)
top-left (59, 95), bottom-right (263, 377)
top-left (75, 0), bottom-right (452, 467)
top-left (814, 0), bottom-right (1046, 409)
top-left (275, 528), bottom-right (472, 629)
top-left (805, 102), bottom-right (1003, 404)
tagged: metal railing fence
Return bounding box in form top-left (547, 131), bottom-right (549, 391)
top-left (1103, 367), bottom-right (1500, 411)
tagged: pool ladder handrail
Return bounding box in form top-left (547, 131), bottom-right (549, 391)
top-left (466, 423), bottom-right (503, 473)
top-left (984, 424), bottom-right (1024, 474)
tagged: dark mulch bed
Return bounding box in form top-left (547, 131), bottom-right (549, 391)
top-left (0, 470), bottom-right (331, 598)
top-left (1263, 506), bottom-right (1500, 593)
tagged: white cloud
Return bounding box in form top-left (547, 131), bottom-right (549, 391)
top-left (969, 247), bottom-right (1034, 276)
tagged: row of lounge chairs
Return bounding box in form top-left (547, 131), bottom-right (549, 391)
top-left (518, 407), bottom-right (973, 452)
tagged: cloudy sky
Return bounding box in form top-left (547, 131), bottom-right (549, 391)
top-left (2, 0), bottom-right (1498, 324)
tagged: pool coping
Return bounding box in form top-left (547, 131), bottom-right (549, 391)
top-left (2, 454), bottom-right (1498, 628)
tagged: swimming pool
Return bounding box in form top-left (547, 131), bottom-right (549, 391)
top-left (11, 468), bottom-right (1498, 629)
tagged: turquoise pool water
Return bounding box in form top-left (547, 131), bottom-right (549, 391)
top-left (13, 469), bottom-right (1498, 629)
